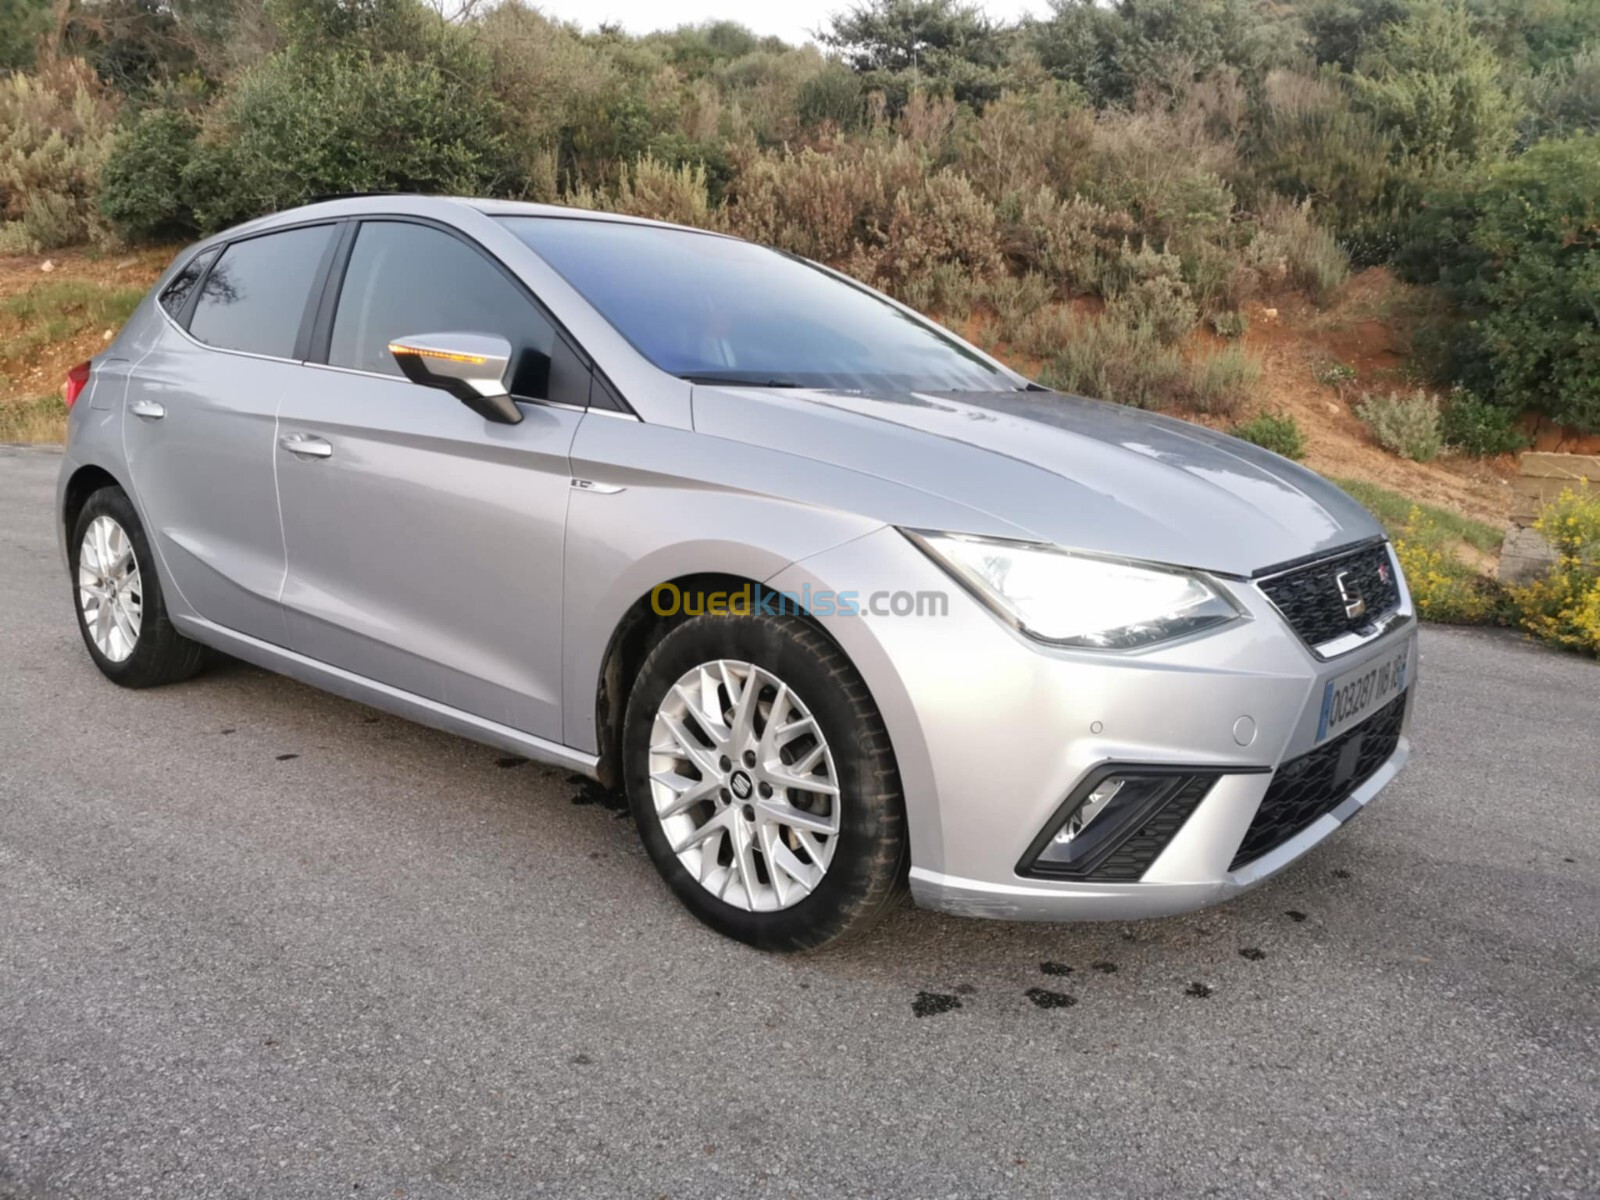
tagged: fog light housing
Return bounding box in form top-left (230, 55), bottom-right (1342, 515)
top-left (1018, 769), bottom-right (1222, 880)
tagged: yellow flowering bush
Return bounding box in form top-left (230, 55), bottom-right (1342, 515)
top-left (1507, 485), bottom-right (1600, 656)
top-left (1395, 529), bottom-right (1500, 624)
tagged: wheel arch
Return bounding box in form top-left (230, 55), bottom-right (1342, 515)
top-left (591, 572), bottom-right (873, 791)
top-left (63, 463), bottom-right (124, 540)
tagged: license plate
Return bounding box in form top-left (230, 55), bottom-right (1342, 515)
top-left (1316, 643), bottom-right (1410, 743)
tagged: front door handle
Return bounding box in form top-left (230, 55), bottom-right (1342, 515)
top-left (278, 433), bottom-right (333, 460)
top-left (130, 399), bottom-right (165, 421)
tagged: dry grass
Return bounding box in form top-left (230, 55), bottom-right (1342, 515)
top-left (0, 394), bottom-right (67, 442)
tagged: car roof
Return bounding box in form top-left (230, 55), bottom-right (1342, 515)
top-left (217, 193), bottom-right (733, 243)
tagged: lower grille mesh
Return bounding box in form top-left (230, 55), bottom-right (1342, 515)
top-left (1230, 693), bottom-right (1407, 871)
top-left (1087, 775), bottom-right (1217, 882)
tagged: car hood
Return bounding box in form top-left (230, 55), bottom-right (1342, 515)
top-left (690, 386), bottom-right (1383, 577)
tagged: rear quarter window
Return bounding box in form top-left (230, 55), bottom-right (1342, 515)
top-left (159, 248), bottom-right (218, 320)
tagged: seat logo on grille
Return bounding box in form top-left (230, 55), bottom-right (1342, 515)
top-left (1335, 570), bottom-right (1366, 620)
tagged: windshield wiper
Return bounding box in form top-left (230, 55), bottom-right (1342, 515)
top-left (679, 373), bottom-right (804, 388)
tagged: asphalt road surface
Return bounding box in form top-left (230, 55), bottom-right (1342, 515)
top-left (2, 445), bottom-right (1597, 1199)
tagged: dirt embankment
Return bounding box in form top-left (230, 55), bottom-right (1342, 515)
top-left (0, 248), bottom-right (170, 403)
top-left (1234, 268), bottom-right (1513, 528)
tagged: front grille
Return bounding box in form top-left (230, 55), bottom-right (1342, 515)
top-left (1258, 542), bottom-right (1400, 651)
top-left (1230, 692), bottom-right (1407, 871)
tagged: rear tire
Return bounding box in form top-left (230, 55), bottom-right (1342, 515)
top-left (70, 486), bottom-right (208, 688)
top-left (623, 612), bottom-right (908, 951)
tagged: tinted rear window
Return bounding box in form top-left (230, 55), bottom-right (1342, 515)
top-left (189, 225), bottom-right (334, 358)
top-left (159, 248), bottom-right (217, 319)
top-left (500, 217), bottom-right (1014, 393)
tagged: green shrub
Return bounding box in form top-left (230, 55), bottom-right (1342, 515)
top-left (1356, 388), bottom-right (1444, 461)
top-left (1010, 303), bottom-right (1074, 359)
top-left (1522, 43), bottom-right (1600, 142)
top-left (1398, 132), bottom-right (1600, 433)
top-left (99, 107), bottom-right (201, 242)
top-left (999, 187), bottom-right (1131, 296)
top-left (1440, 387), bottom-right (1531, 455)
top-left (873, 168), bottom-right (1005, 294)
top-left (895, 260), bottom-right (980, 320)
top-left (982, 272), bottom-right (1053, 325)
top-left (1246, 195), bottom-right (1350, 305)
top-left (0, 57), bottom-right (119, 252)
top-left (1188, 345), bottom-right (1261, 416)
top-left (1209, 310), bottom-right (1248, 338)
top-left (1104, 243), bottom-right (1197, 345)
top-left (1314, 359), bottom-right (1358, 390)
top-left (795, 64), bottom-right (864, 129)
top-left (1248, 67), bottom-right (1405, 263)
top-left (1040, 313), bottom-right (1259, 415)
top-left (593, 154), bottom-right (712, 227)
top-left (1231, 410), bottom-right (1306, 459)
top-left (185, 45), bottom-right (516, 232)
top-left (1350, 0), bottom-right (1522, 174)
top-left (1040, 316), bottom-right (1188, 410)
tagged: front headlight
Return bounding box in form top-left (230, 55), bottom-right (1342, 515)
top-left (906, 530), bottom-right (1242, 650)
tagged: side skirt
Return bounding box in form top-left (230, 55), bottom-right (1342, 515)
top-left (173, 613), bottom-right (601, 778)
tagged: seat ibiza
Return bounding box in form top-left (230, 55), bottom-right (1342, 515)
top-left (56, 195), bottom-right (1416, 949)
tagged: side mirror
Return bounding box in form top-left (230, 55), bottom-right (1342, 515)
top-left (388, 332), bottom-right (523, 425)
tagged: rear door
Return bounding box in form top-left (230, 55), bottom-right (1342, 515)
top-left (274, 218), bottom-right (587, 739)
top-left (122, 223), bottom-right (338, 644)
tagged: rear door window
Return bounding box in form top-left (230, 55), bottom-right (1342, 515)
top-left (189, 225), bottom-right (335, 358)
top-left (328, 220), bottom-right (586, 404)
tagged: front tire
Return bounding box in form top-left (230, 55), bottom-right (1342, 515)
top-left (623, 612), bottom-right (908, 951)
top-left (70, 486), bottom-right (207, 688)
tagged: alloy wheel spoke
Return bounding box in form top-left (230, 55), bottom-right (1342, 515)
top-left (761, 764), bottom-right (838, 799)
top-left (760, 823), bottom-right (822, 897)
top-left (658, 711), bottom-right (723, 780)
top-left (728, 818), bottom-right (761, 908)
top-left (795, 829), bottom-right (832, 869)
top-left (721, 661), bottom-right (759, 750)
top-left (651, 769), bottom-right (719, 819)
top-left (673, 678), bottom-right (730, 749)
top-left (112, 600), bottom-right (139, 649)
top-left (755, 795), bottom-right (838, 837)
top-left (672, 805), bottom-right (731, 855)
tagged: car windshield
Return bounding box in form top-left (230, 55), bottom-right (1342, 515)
top-left (500, 217), bottom-right (1018, 393)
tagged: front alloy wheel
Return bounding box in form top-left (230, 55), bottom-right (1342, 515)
top-left (624, 613), bottom-right (908, 951)
top-left (650, 659), bottom-right (841, 912)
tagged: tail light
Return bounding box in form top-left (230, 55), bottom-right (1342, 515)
top-left (62, 360), bottom-right (91, 408)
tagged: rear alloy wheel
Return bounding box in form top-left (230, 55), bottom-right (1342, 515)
top-left (78, 515), bottom-right (142, 662)
top-left (70, 486), bottom-right (208, 688)
top-left (624, 613), bottom-right (908, 951)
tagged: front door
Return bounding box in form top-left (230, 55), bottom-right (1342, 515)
top-left (274, 219), bottom-right (586, 740)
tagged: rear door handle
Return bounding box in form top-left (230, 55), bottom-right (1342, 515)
top-left (278, 433), bottom-right (333, 459)
top-left (130, 399), bottom-right (165, 421)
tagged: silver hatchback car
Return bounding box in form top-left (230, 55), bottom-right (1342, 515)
top-left (57, 195), bottom-right (1417, 949)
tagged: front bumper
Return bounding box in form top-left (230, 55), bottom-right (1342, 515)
top-left (767, 527), bottom-right (1417, 922)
